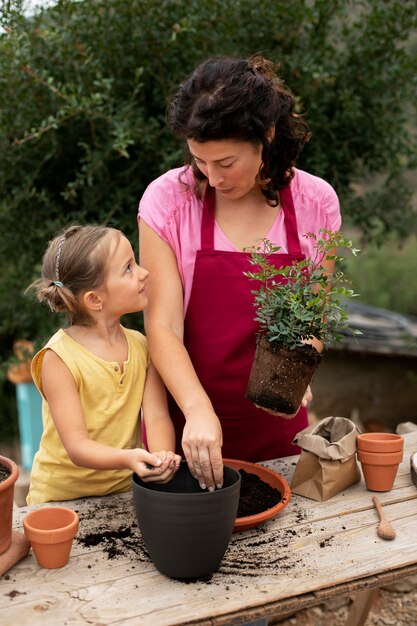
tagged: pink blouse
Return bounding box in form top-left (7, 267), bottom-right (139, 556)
top-left (138, 166), bottom-right (341, 313)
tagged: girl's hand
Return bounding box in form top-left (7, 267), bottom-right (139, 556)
top-left (161, 449), bottom-right (182, 469)
top-left (255, 385), bottom-right (313, 419)
top-left (132, 449), bottom-right (182, 484)
top-left (152, 449), bottom-right (182, 481)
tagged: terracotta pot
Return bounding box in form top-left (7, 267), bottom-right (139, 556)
top-left (132, 461), bottom-right (241, 579)
top-left (357, 449), bottom-right (403, 492)
top-left (245, 335), bottom-right (322, 414)
top-left (6, 340), bottom-right (35, 384)
top-left (23, 506), bottom-right (79, 568)
top-left (0, 455), bottom-right (19, 555)
top-left (357, 432), bottom-right (404, 453)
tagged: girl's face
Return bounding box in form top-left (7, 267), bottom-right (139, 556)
top-left (100, 233), bottom-right (149, 316)
top-left (187, 138), bottom-right (263, 201)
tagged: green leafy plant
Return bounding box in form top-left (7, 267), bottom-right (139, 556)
top-left (245, 229), bottom-right (361, 350)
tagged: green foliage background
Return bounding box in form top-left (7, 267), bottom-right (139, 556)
top-left (1, 0), bottom-right (417, 440)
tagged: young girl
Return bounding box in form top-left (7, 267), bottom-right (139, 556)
top-left (27, 224), bottom-right (181, 505)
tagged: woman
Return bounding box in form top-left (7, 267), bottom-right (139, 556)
top-left (138, 55), bottom-right (341, 491)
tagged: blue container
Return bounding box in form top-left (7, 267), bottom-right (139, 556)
top-left (15, 382), bottom-right (43, 472)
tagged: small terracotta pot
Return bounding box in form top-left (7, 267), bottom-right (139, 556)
top-left (23, 506), bottom-right (79, 569)
top-left (6, 340), bottom-right (35, 384)
top-left (357, 433), bottom-right (404, 453)
top-left (0, 455), bottom-right (19, 555)
top-left (357, 449), bottom-right (403, 492)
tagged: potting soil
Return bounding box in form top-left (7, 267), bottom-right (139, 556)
top-left (237, 469), bottom-right (282, 517)
top-left (0, 464), bottom-right (11, 483)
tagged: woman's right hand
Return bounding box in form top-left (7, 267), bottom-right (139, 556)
top-left (181, 411), bottom-right (224, 492)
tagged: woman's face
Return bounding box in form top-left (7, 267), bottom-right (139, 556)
top-left (187, 138), bottom-right (263, 201)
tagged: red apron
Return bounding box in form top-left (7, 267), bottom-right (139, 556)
top-left (169, 183), bottom-right (308, 461)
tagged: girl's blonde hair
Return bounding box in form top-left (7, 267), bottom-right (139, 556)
top-left (28, 224), bottom-right (120, 326)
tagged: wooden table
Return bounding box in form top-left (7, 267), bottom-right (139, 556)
top-left (3, 431), bottom-right (417, 626)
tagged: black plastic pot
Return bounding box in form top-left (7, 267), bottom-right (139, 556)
top-left (132, 461), bottom-right (241, 579)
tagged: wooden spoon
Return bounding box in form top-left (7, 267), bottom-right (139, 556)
top-left (372, 495), bottom-right (396, 540)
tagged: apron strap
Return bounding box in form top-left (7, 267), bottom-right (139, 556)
top-left (279, 185), bottom-right (303, 256)
top-left (201, 182), bottom-right (303, 255)
top-left (201, 183), bottom-right (216, 250)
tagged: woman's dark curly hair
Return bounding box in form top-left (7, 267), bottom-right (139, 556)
top-left (167, 55), bottom-right (311, 205)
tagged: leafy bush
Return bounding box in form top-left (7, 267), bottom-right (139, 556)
top-left (0, 0), bottom-right (416, 437)
top-left (1, 0), bottom-right (416, 347)
top-left (245, 230), bottom-right (360, 349)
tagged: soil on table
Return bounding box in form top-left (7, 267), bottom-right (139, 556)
top-left (0, 463), bottom-right (11, 483)
top-left (77, 525), bottom-right (143, 560)
top-left (76, 470), bottom-right (283, 561)
top-left (237, 469), bottom-right (282, 517)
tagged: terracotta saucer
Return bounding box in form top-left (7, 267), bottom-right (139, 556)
top-left (224, 458), bottom-right (291, 532)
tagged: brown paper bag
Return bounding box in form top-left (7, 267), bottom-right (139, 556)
top-left (291, 416), bottom-right (361, 501)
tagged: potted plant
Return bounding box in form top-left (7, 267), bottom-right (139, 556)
top-left (244, 229), bottom-right (360, 414)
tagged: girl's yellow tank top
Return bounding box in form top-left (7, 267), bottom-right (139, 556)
top-left (27, 326), bottom-right (148, 504)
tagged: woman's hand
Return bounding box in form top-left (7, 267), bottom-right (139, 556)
top-left (181, 411), bottom-right (224, 492)
top-left (255, 385), bottom-right (313, 419)
top-left (139, 223), bottom-right (224, 491)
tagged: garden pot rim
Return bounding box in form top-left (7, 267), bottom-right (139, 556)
top-left (132, 461), bottom-right (241, 497)
top-left (357, 433), bottom-right (403, 442)
top-left (357, 449), bottom-right (403, 465)
top-left (23, 506), bottom-right (79, 542)
top-left (357, 432), bottom-right (404, 449)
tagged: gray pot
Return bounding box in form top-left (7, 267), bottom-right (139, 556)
top-left (132, 461), bottom-right (241, 579)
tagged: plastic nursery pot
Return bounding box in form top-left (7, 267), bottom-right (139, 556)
top-left (223, 459), bottom-right (291, 532)
top-left (0, 455), bottom-right (19, 555)
top-left (23, 506), bottom-right (79, 569)
top-left (357, 449), bottom-right (404, 492)
top-left (357, 433), bottom-right (404, 454)
top-left (132, 461), bottom-right (241, 580)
